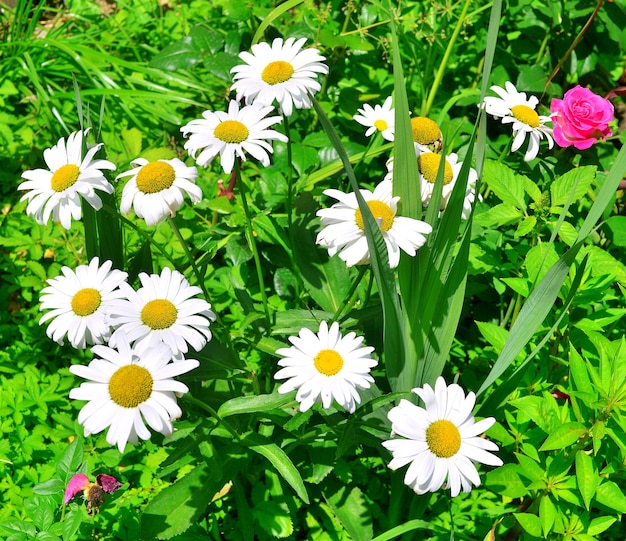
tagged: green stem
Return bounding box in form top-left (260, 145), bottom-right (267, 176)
top-left (332, 266), bottom-right (368, 322)
top-left (423, 0), bottom-right (472, 116)
top-left (183, 394), bottom-right (241, 441)
top-left (237, 162), bottom-right (272, 331)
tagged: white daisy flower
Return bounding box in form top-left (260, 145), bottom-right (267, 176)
top-left (39, 257), bottom-right (128, 349)
top-left (231, 37), bottom-right (329, 117)
top-left (116, 158), bottom-right (202, 226)
top-left (274, 321), bottom-right (377, 413)
top-left (353, 96), bottom-right (395, 141)
top-left (382, 377), bottom-right (503, 497)
top-left (482, 81), bottom-right (554, 161)
top-left (385, 148), bottom-right (478, 219)
top-left (69, 333), bottom-right (199, 453)
top-left (180, 100), bottom-right (288, 174)
top-left (107, 267), bottom-right (216, 358)
top-left (17, 130), bottom-right (115, 229)
top-left (316, 179), bottom-right (432, 268)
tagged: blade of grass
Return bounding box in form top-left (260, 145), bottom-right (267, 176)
top-left (311, 96), bottom-right (408, 392)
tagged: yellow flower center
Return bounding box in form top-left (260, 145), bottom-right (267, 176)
top-left (135, 161), bottom-right (176, 194)
top-left (51, 164), bottom-right (80, 192)
top-left (374, 119), bottom-right (389, 132)
top-left (71, 288), bottom-right (102, 316)
top-left (141, 299), bottom-right (178, 330)
top-left (418, 153), bottom-right (454, 185)
top-left (214, 120), bottom-right (250, 144)
top-left (354, 200), bottom-right (395, 232)
top-left (108, 364), bottom-right (153, 408)
top-left (511, 104), bottom-right (540, 128)
top-left (411, 117), bottom-right (442, 145)
top-left (426, 419), bottom-right (461, 458)
top-left (313, 349), bottom-right (344, 376)
top-left (261, 60), bottom-right (295, 85)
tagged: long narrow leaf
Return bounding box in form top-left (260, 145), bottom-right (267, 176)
top-left (311, 97), bottom-right (408, 392)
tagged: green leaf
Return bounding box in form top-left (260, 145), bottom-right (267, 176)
top-left (523, 176), bottom-right (543, 203)
top-left (595, 480), bottom-right (626, 514)
top-left (576, 451), bottom-right (599, 510)
top-left (25, 495), bottom-right (55, 532)
top-left (539, 422), bottom-right (587, 451)
top-left (370, 520), bottom-right (436, 541)
top-left (55, 438), bottom-right (84, 484)
top-left (515, 216), bottom-right (537, 238)
top-left (140, 463), bottom-right (223, 540)
top-left (485, 464), bottom-right (529, 498)
top-left (242, 433), bottom-right (309, 504)
top-left (550, 166), bottom-right (596, 208)
top-left (603, 216), bottom-right (626, 247)
top-left (253, 501), bottom-right (293, 539)
top-left (474, 203), bottom-right (524, 227)
top-left (586, 245), bottom-right (626, 287)
top-left (292, 220), bottom-right (352, 313)
top-left (33, 478), bottom-right (64, 498)
top-left (325, 485), bottom-right (373, 541)
top-left (62, 508), bottom-right (84, 541)
top-left (273, 268), bottom-right (297, 299)
top-left (476, 321), bottom-right (509, 353)
top-left (121, 127), bottom-right (142, 159)
top-left (587, 516), bottom-right (617, 536)
top-left (218, 393), bottom-right (294, 418)
top-left (569, 343), bottom-right (594, 394)
top-left (515, 513), bottom-right (542, 537)
top-left (483, 160), bottom-right (526, 210)
top-left (539, 495), bottom-right (556, 538)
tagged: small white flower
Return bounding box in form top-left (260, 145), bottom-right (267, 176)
top-left (17, 130), bottom-right (115, 229)
top-left (181, 100), bottom-right (287, 174)
top-left (107, 267), bottom-right (216, 358)
top-left (231, 37), bottom-right (329, 117)
top-left (69, 333), bottom-right (199, 453)
top-left (316, 180), bottom-right (432, 268)
top-left (275, 321), bottom-right (377, 413)
top-left (482, 81), bottom-right (554, 161)
top-left (39, 257), bottom-right (128, 349)
top-left (382, 377), bottom-right (503, 497)
top-left (116, 158), bottom-right (201, 226)
top-left (385, 148), bottom-right (478, 219)
top-left (353, 97), bottom-right (395, 141)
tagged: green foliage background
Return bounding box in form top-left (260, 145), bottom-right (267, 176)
top-left (1, 0), bottom-right (626, 540)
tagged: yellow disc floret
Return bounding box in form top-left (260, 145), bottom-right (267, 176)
top-left (51, 164), bottom-right (80, 192)
top-left (426, 419), bottom-right (462, 458)
top-left (141, 299), bottom-right (178, 330)
top-left (71, 288), bottom-right (102, 316)
top-left (411, 117), bottom-right (442, 145)
top-left (314, 349), bottom-right (344, 376)
top-left (108, 364), bottom-right (153, 408)
top-left (261, 60), bottom-right (295, 85)
top-left (418, 153), bottom-right (454, 185)
top-left (214, 120), bottom-right (250, 144)
top-left (135, 162), bottom-right (176, 194)
top-left (374, 119), bottom-right (389, 132)
top-left (354, 200), bottom-right (395, 232)
top-left (511, 104), bottom-right (540, 128)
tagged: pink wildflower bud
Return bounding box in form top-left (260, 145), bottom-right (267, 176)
top-left (550, 85), bottom-right (614, 150)
top-left (96, 473), bottom-right (122, 494)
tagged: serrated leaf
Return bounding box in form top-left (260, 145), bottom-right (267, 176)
top-left (474, 203), bottom-right (523, 227)
top-left (524, 243), bottom-right (559, 285)
top-left (25, 495), bottom-right (55, 532)
top-left (539, 422), bottom-right (586, 451)
top-left (140, 463), bottom-right (223, 540)
top-left (586, 245), bottom-right (626, 286)
top-left (483, 160), bottom-right (526, 209)
top-left (523, 176), bottom-right (542, 202)
top-left (218, 393), bottom-right (294, 418)
top-left (515, 216), bottom-right (537, 238)
top-left (325, 485), bottom-right (373, 541)
top-left (550, 166), bottom-right (596, 208)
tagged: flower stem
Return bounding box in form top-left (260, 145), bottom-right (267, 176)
top-left (423, 0), bottom-right (472, 116)
top-left (333, 266), bottom-right (368, 322)
top-left (237, 162), bottom-right (272, 331)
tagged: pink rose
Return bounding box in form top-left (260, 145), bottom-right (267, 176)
top-left (550, 86), bottom-right (614, 150)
